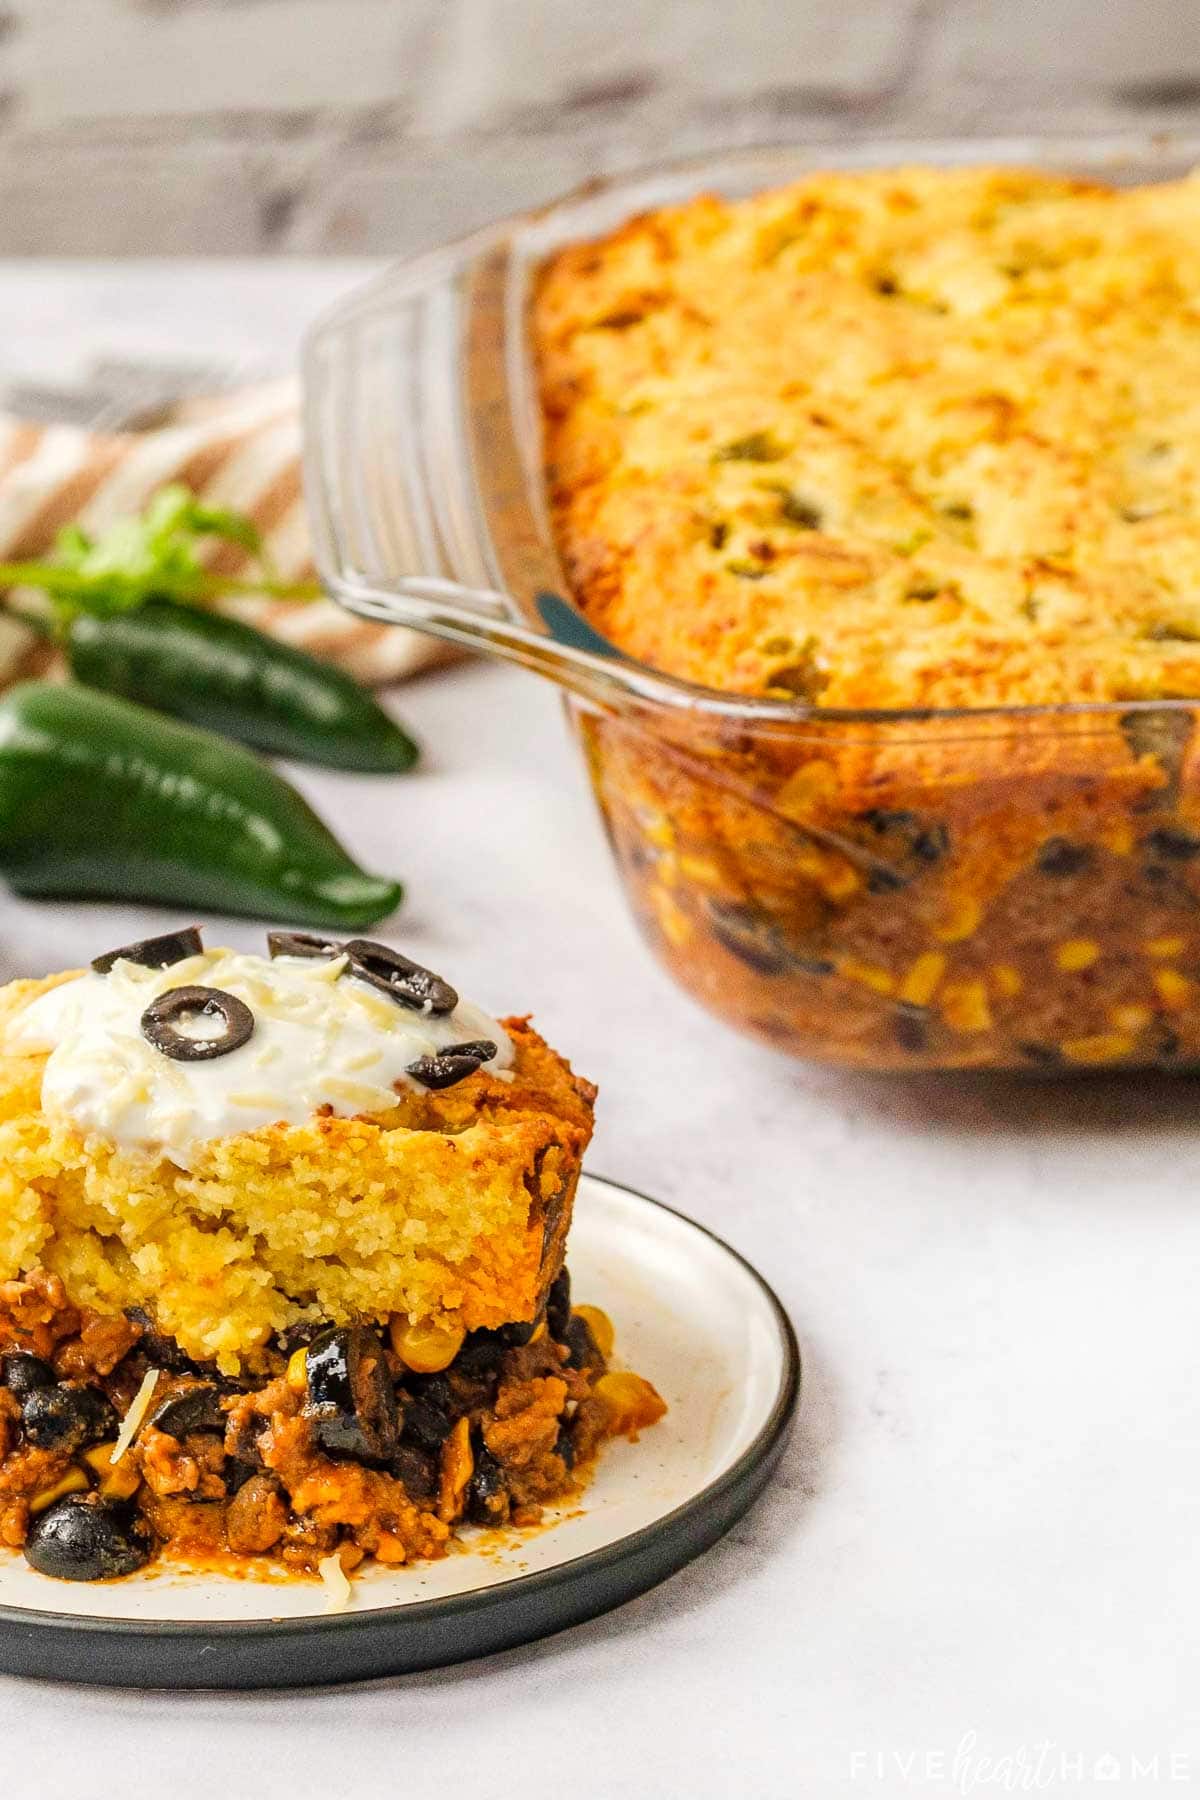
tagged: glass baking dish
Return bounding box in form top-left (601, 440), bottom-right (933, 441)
top-left (304, 133), bottom-right (1200, 1072)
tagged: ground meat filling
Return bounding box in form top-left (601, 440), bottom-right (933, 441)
top-left (0, 1268), bottom-right (665, 1582)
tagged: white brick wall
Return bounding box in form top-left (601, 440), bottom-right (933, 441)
top-left (0, 0), bottom-right (1198, 252)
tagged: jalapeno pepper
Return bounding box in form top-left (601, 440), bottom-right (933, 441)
top-left (0, 682), bottom-right (403, 927)
top-left (62, 601), bottom-right (418, 773)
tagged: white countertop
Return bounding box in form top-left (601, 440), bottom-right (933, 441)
top-left (1, 264), bottom-right (1198, 1798)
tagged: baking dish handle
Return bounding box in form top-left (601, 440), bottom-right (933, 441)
top-left (301, 248), bottom-right (679, 715)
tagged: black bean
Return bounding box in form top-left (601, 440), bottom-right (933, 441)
top-left (449, 1324), bottom-right (528, 1375)
top-left (223, 1456), bottom-right (261, 1495)
top-left (861, 809), bottom-right (949, 867)
top-left (92, 928), bottom-right (203, 975)
top-left (24, 1496), bottom-right (151, 1582)
top-left (1037, 838), bottom-right (1094, 877)
top-left (563, 1314), bottom-right (600, 1372)
top-left (867, 866), bottom-right (908, 894)
top-left (466, 1445), bottom-right (509, 1527)
top-left (124, 1308), bottom-right (201, 1375)
top-left (402, 1394), bottom-right (453, 1454)
top-left (1, 1351), bottom-right (56, 1396)
top-left (554, 1426), bottom-right (576, 1471)
top-left (704, 900), bottom-right (790, 976)
top-left (140, 986), bottom-right (254, 1062)
top-left (1145, 827), bottom-right (1200, 862)
top-left (1017, 1042), bottom-right (1064, 1068)
top-left (21, 1385), bottom-right (118, 1453)
top-left (546, 1267), bottom-right (571, 1342)
top-left (150, 1383), bottom-right (226, 1440)
top-left (393, 1442), bottom-right (439, 1505)
top-left (893, 1004), bottom-right (928, 1053)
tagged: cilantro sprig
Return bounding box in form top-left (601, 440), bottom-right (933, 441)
top-left (0, 484), bottom-right (322, 628)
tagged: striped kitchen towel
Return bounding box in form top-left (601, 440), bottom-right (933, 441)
top-left (0, 376), bottom-right (455, 687)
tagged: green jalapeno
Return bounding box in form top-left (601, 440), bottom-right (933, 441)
top-left (0, 682), bottom-right (402, 927)
top-left (62, 601), bottom-right (418, 773)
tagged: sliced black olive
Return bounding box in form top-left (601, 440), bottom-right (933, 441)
top-left (150, 1383), bottom-right (226, 1440)
top-left (392, 1441), bottom-right (438, 1504)
top-left (140, 986), bottom-right (255, 1061)
top-left (405, 1050), bottom-right (491, 1090)
top-left (444, 1039), bottom-right (497, 1063)
top-left (343, 939), bottom-right (458, 1015)
top-left (24, 1495), bottom-right (151, 1581)
top-left (546, 1267), bottom-right (571, 1341)
top-left (466, 1443), bottom-right (509, 1527)
top-left (92, 927), bottom-right (204, 975)
top-left (562, 1314), bottom-right (600, 1372)
top-left (304, 1326), bottom-right (398, 1465)
top-left (123, 1307), bottom-right (200, 1374)
top-left (1, 1351), bottom-right (56, 1395)
top-left (223, 1456), bottom-right (261, 1495)
top-left (266, 931), bottom-right (344, 961)
top-left (21, 1384), bottom-right (119, 1452)
top-left (401, 1393), bottom-right (453, 1454)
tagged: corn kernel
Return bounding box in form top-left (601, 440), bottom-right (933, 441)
top-left (437, 1416), bottom-right (474, 1523)
top-left (1055, 939), bottom-right (1101, 972)
top-left (1145, 935), bottom-right (1186, 959)
top-left (838, 958), bottom-right (896, 997)
top-left (1110, 1004), bottom-right (1153, 1033)
top-left (939, 981), bottom-right (993, 1034)
top-left (990, 964), bottom-right (1023, 998)
top-left (29, 1467), bottom-right (89, 1516)
top-left (1153, 968), bottom-right (1194, 1010)
top-left (82, 1441), bottom-right (141, 1502)
top-left (776, 759), bottom-right (838, 817)
top-left (817, 860), bottom-right (863, 903)
top-left (390, 1316), bottom-right (466, 1375)
top-left (678, 854), bottom-right (722, 886)
top-left (594, 1371), bottom-right (668, 1438)
top-left (572, 1305), bottom-right (615, 1360)
top-left (641, 813), bottom-right (674, 849)
top-left (898, 951), bottom-right (947, 1008)
top-left (1061, 1032), bottom-right (1135, 1064)
top-left (650, 886), bottom-right (692, 948)
top-left (932, 895), bottom-right (981, 943)
top-left (286, 1347), bottom-right (309, 1393)
top-left (1100, 819), bottom-right (1134, 856)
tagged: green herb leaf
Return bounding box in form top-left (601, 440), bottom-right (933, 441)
top-left (0, 483), bottom-right (320, 626)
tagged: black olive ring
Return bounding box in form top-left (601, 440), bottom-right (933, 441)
top-left (140, 986), bottom-right (255, 1062)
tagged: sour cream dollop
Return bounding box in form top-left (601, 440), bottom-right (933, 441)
top-left (7, 946), bottom-right (512, 1164)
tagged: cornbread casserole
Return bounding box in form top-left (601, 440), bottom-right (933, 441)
top-left (533, 164), bottom-right (1200, 1068)
top-left (0, 930), bottom-right (663, 1583)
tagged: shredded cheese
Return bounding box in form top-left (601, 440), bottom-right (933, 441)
top-left (318, 1552), bottom-right (353, 1613)
top-left (111, 1368), bottom-right (160, 1465)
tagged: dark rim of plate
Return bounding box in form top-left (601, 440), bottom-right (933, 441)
top-left (0, 1178), bottom-right (800, 1685)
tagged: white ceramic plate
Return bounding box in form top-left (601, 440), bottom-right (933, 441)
top-left (0, 1174), bottom-right (799, 1687)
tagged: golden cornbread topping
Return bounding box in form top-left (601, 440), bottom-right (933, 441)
top-left (535, 164), bottom-right (1200, 709)
top-left (8, 938), bottom-right (512, 1165)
